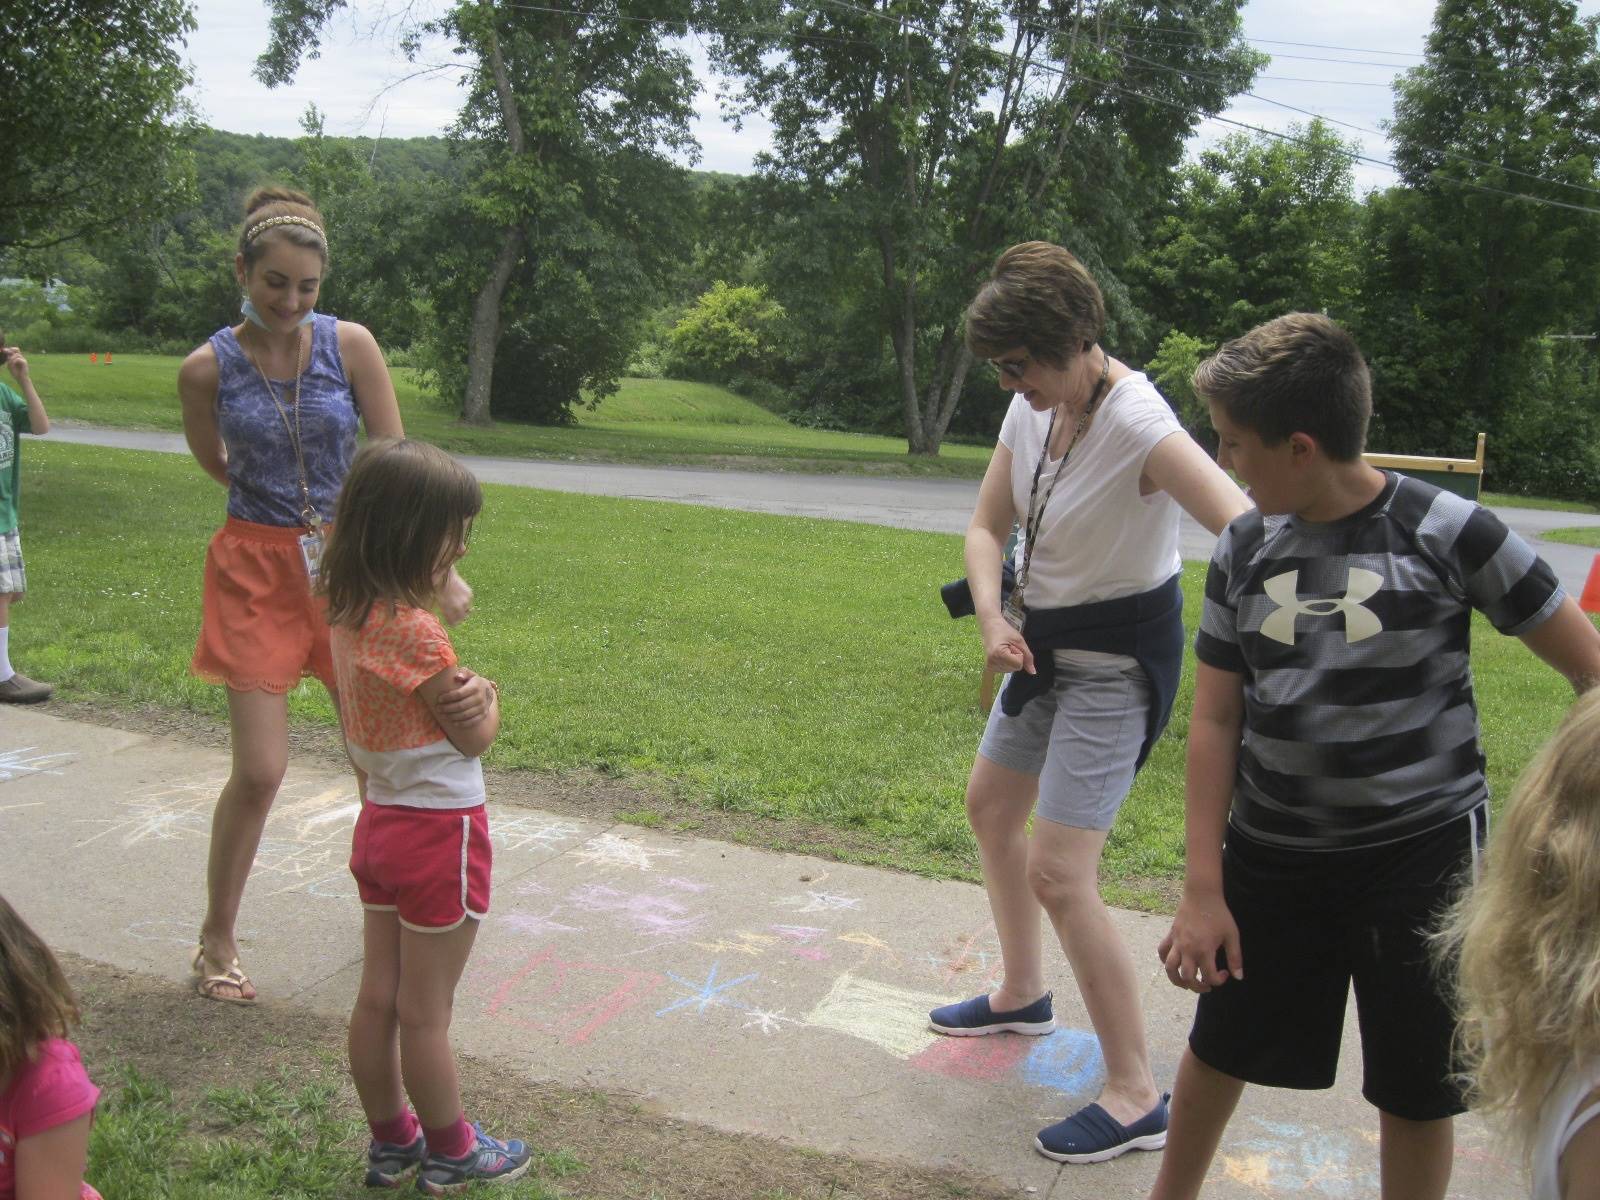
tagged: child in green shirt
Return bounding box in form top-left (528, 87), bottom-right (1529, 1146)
top-left (0, 334), bottom-right (53, 703)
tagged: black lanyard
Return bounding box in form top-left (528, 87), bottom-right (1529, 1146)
top-left (1011, 352), bottom-right (1111, 615)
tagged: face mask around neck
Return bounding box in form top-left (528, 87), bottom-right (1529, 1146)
top-left (241, 298), bottom-right (314, 330)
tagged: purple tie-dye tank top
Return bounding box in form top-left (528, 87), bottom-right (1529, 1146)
top-left (210, 312), bottom-right (360, 527)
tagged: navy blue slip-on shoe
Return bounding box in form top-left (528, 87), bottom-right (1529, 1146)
top-left (1033, 1092), bottom-right (1170, 1164)
top-left (928, 990), bottom-right (1055, 1036)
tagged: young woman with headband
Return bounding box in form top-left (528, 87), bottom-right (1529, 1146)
top-left (178, 187), bottom-right (490, 1003)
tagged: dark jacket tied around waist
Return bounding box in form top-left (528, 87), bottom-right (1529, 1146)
top-left (1000, 573), bottom-right (1185, 771)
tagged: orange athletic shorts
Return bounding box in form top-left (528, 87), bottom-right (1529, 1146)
top-left (191, 517), bottom-right (336, 693)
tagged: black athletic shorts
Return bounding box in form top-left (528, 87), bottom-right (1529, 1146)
top-left (1188, 804), bottom-right (1486, 1122)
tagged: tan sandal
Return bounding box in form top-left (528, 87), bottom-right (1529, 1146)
top-left (190, 938), bottom-right (257, 1005)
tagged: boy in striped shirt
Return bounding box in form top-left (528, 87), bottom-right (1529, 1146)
top-left (1148, 313), bottom-right (1600, 1200)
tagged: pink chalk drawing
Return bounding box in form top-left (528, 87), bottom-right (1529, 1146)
top-left (500, 908), bottom-right (582, 938)
top-left (564, 882), bottom-right (708, 938)
top-left (791, 945), bottom-right (831, 961)
top-left (662, 877), bottom-right (710, 893)
top-left (485, 946), bottom-right (664, 1044)
top-left (908, 1033), bottom-right (1033, 1083)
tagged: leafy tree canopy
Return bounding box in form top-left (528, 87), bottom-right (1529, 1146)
top-left (1, 0), bottom-right (198, 250)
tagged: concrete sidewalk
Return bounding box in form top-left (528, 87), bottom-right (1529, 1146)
top-left (2, 708), bottom-right (1519, 1198)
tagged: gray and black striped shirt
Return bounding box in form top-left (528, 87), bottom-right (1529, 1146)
top-left (1196, 472), bottom-right (1563, 850)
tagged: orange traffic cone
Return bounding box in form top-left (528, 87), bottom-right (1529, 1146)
top-left (88, 352), bottom-right (97, 363)
top-left (1581, 553), bottom-right (1600, 615)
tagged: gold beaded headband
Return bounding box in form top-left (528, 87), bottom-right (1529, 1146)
top-left (244, 214), bottom-right (327, 245)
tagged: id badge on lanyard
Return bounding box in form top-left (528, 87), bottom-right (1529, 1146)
top-left (1002, 590), bottom-right (1026, 632)
top-left (298, 526), bottom-right (327, 582)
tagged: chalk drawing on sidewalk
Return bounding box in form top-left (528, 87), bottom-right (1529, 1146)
top-left (1219, 1117), bottom-right (1377, 1196)
top-left (924, 927), bottom-right (1004, 989)
top-left (75, 799), bottom-right (210, 847)
top-left (838, 930), bottom-right (901, 969)
top-left (771, 891), bottom-right (862, 913)
top-left (692, 931), bottom-right (778, 958)
top-left (0, 747), bottom-right (74, 783)
top-left (500, 907), bottom-right (583, 938)
top-left (655, 961), bottom-right (759, 1018)
top-left (741, 1006), bottom-right (801, 1036)
top-left (909, 1032), bottom-right (1034, 1083)
top-left (769, 924), bottom-right (827, 942)
top-left (803, 973), bottom-right (946, 1060)
top-left (564, 882), bottom-right (707, 939)
top-left (569, 831), bottom-right (682, 872)
top-left (662, 876), bottom-right (710, 893)
top-left (491, 816), bottom-right (586, 853)
top-left (485, 945), bottom-right (664, 1045)
top-left (1021, 1027), bottom-right (1105, 1097)
top-left (126, 918), bottom-right (205, 946)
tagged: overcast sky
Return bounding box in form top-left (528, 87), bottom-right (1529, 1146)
top-left (181, 0), bottom-right (1599, 194)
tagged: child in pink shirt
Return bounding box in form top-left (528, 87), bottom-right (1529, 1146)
top-left (0, 896), bottom-right (101, 1200)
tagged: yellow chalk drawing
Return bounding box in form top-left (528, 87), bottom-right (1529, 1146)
top-left (803, 972), bottom-right (947, 1060)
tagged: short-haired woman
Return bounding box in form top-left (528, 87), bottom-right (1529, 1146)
top-left (929, 241), bottom-right (1250, 1163)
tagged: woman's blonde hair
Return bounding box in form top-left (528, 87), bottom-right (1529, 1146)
top-left (320, 439), bottom-right (482, 629)
top-left (1436, 688), bottom-right (1600, 1162)
top-left (0, 894), bottom-right (81, 1081)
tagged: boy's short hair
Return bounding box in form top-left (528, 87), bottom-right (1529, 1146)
top-left (1193, 313), bottom-right (1372, 462)
top-left (964, 241), bottom-right (1105, 368)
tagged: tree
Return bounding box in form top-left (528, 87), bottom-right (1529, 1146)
top-left (260, 0), bottom-right (701, 424)
top-left (1, 0), bottom-right (197, 250)
top-left (1135, 120), bottom-right (1361, 354)
top-left (668, 282), bottom-right (787, 380)
top-left (1367, 0), bottom-right (1600, 460)
top-left (711, 1), bottom-right (1263, 455)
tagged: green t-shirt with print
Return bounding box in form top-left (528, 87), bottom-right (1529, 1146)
top-left (0, 381), bottom-right (34, 534)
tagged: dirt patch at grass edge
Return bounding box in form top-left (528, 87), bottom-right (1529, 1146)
top-left (67, 955), bottom-right (1014, 1200)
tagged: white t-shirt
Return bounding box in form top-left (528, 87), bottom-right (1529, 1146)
top-left (1533, 1059), bottom-right (1600, 1200)
top-left (1000, 371), bottom-right (1185, 609)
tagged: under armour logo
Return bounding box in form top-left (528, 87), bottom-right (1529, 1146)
top-left (1261, 568), bottom-right (1384, 645)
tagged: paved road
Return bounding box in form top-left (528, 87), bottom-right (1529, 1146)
top-left (2, 707), bottom-right (1522, 1198)
top-left (50, 424), bottom-right (1600, 594)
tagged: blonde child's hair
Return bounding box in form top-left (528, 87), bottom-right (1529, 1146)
top-left (0, 894), bottom-right (81, 1081)
top-left (320, 439), bottom-right (483, 629)
top-left (1436, 687), bottom-right (1600, 1162)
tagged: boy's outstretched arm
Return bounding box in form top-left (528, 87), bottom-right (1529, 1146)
top-left (1519, 597), bottom-right (1600, 695)
top-left (1160, 661), bottom-right (1245, 993)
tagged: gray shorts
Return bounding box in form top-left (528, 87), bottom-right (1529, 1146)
top-left (977, 651), bottom-right (1152, 831)
top-left (0, 528), bottom-right (23, 594)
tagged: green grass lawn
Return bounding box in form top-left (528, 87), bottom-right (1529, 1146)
top-left (1543, 525), bottom-right (1600, 548)
top-left (25, 353), bottom-right (992, 477)
top-left (19, 442), bottom-right (1593, 907)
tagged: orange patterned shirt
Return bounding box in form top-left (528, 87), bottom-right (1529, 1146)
top-left (331, 604), bottom-right (483, 808)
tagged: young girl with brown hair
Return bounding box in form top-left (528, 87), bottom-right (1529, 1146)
top-left (322, 438), bottom-right (528, 1191)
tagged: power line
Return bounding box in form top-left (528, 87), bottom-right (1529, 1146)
top-left (1108, 43), bottom-right (1600, 200)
